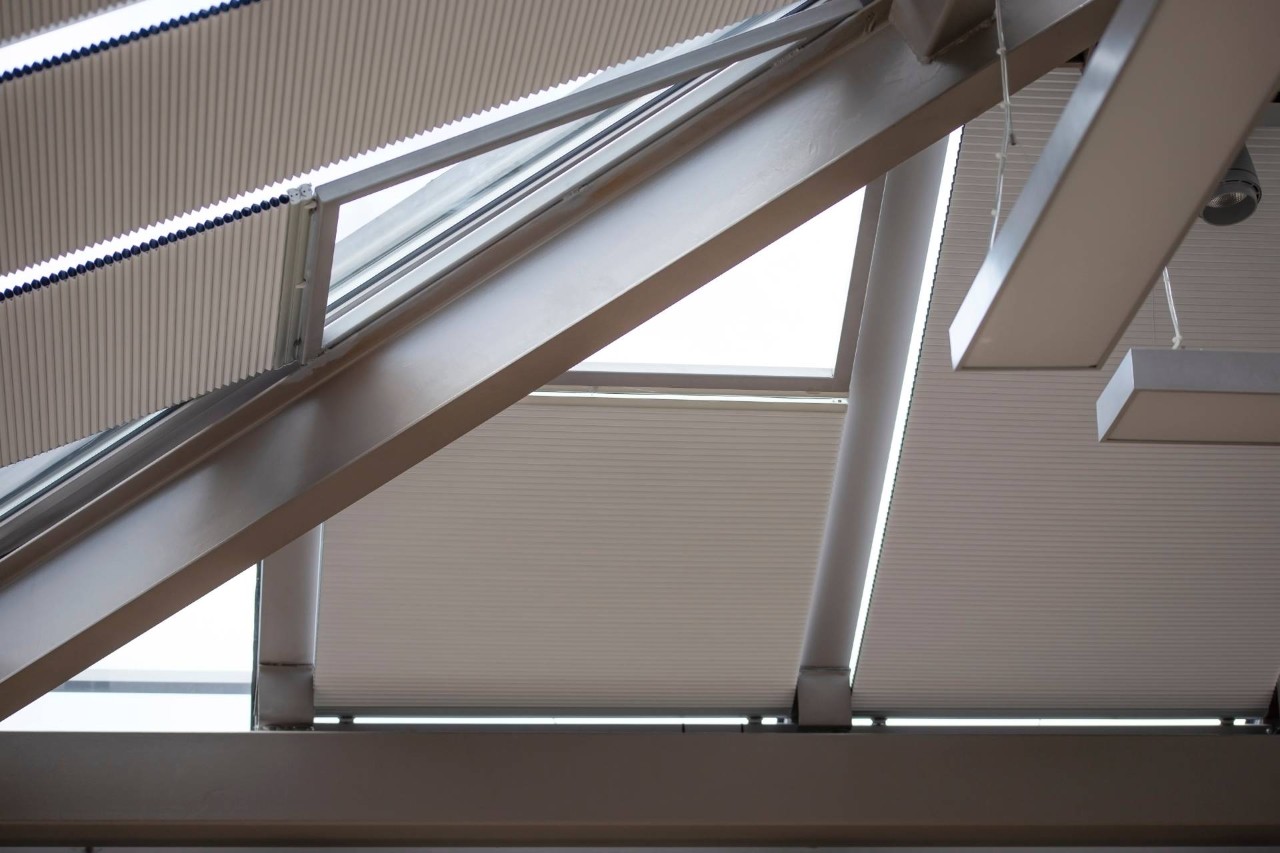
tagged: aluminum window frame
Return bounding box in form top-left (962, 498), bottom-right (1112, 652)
top-left (553, 176), bottom-right (884, 395)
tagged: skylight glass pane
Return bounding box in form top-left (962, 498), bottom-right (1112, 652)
top-left (580, 188), bottom-right (864, 373)
top-left (0, 566), bottom-right (256, 731)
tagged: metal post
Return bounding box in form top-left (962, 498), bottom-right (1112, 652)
top-left (254, 526), bottom-right (323, 729)
top-left (796, 136), bottom-right (950, 727)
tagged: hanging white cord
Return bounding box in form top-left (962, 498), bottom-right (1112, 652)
top-left (1161, 267), bottom-right (1184, 349)
top-left (990, 0), bottom-right (1015, 249)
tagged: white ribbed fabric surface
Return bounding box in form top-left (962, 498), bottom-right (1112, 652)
top-left (852, 70), bottom-right (1280, 716)
top-left (0, 0), bottom-right (786, 276)
top-left (0, 0), bottom-right (119, 44)
top-left (316, 397), bottom-right (843, 714)
top-left (0, 206), bottom-right (289, 466)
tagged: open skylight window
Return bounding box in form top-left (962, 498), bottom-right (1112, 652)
top-left (579, 189), bottom-right (865, 376)
top-left (0, 566), bottom-right (256, 731)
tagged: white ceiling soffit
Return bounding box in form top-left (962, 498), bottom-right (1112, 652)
top-left (0, 0), bottom-right (120, 44)
top-left (0, 203), bottom-right (290, 467)
top-left (0, 0), bottom-right (787, 277)
top-left (316, 397), bottom-right (843, 714)
top-left (852, 70), bottom-right (1280, 717)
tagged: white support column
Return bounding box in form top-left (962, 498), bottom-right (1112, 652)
top-left (254, 526), bottom-right (323, 729)
top-left (795, 136), bottom-right (950, 728)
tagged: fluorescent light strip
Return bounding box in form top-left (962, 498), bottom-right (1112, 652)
top-left (311, 715), bottom-right (1235, 728)
top-left (884, 718), bottom-right (1229, 727)
top-left (848, 129), bottom-right (962, 675)
top-left (531, 390), bottom-right (846, 406)
top-left (319, 716), bottom-right (754, 726)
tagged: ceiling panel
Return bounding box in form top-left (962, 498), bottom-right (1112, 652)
top-left (0, 0), bottom-right (786, 277)
top-left (852, 69), bottom-right (1280, 716)
top-left (316, 397), bottom-right (842, 714)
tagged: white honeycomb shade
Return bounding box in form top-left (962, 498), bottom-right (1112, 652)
top-left (852, 70), bottom-right (1280, 717)
top-left (0, 206), bottom-right (289, 466)
top-left (316, 398), bottom-right (843, 714)
top-left (0, 0), bottom-right (119, 44)
top-left (0, 0), bottom-right (787, 276)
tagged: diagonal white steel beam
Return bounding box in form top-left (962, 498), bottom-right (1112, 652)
top-left (0, 730), bottom-right (1278, 845)
top-left (950, 0), bottom-right (1280, 370)
top-left (0, 0), bottom-right (1116, 720)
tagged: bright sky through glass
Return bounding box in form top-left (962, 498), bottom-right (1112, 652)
top-left (90, 566), bottom-right (257, 674)
top-left (0, 566), bottom-right (257, 731)
top-left (581, 188), bottom-right (864, 373)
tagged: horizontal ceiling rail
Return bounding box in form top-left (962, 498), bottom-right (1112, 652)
top-left (0, 730), bottom-right (1276, 844)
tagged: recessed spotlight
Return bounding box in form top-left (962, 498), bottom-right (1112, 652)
top-left (1201, 147), bottom-right (1261, 226)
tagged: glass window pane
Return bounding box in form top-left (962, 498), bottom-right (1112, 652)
top-left (579, 189), bottom-right (864, 374)
top-left (0, 566), bottom-right (257, 732)
top-left (0, 693), bottom-right (250, 732)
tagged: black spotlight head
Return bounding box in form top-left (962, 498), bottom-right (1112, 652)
top-left (1202, 146), bottom-right (1261, 226)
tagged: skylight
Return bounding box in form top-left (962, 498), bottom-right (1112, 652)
top-left (580, 189), bottom-right (864, 374)
top-left (0, 566), bottom-right (256, 731)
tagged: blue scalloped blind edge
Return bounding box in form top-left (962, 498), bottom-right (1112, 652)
top-left (0, 0), bottom-right (261, 84)
top-left (0, 192), bottom-right (290, 302)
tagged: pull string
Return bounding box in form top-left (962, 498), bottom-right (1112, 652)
top-left (990, 0), bottom-right (1016, 249)
top-left (1162, 267), bottom-right (1184, 349)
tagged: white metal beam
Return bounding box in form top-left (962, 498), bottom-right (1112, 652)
top-left (795, 136), bottom-right (950, 727)
top-left (950, 0), bottom-right (1280, 369)
top-left (254, 526), bottom-right (323, 728)
top-left (1097, 348), bottom-right (1280, 444)
top-left (0, 0), bottom-right (1116, 721)
top-left (0, 730), bottom-right (1277, 845)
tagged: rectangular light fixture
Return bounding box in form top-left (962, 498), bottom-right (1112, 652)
top-left (1097, 348), bottom-right (1280, 444)
top-left (950, 0), bottom-right (1280, 369)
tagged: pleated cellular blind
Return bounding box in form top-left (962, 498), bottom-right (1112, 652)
top-left (0, 0), bottom-right (119, 44)
top-left (0, 0), bottom-right (788, 277)
top-left (316, 397), bottom-right (843, 714)
top-left (0, 203), bottom-right (291, 466)
top-left (852, 71), bottom-right (1280, 717)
